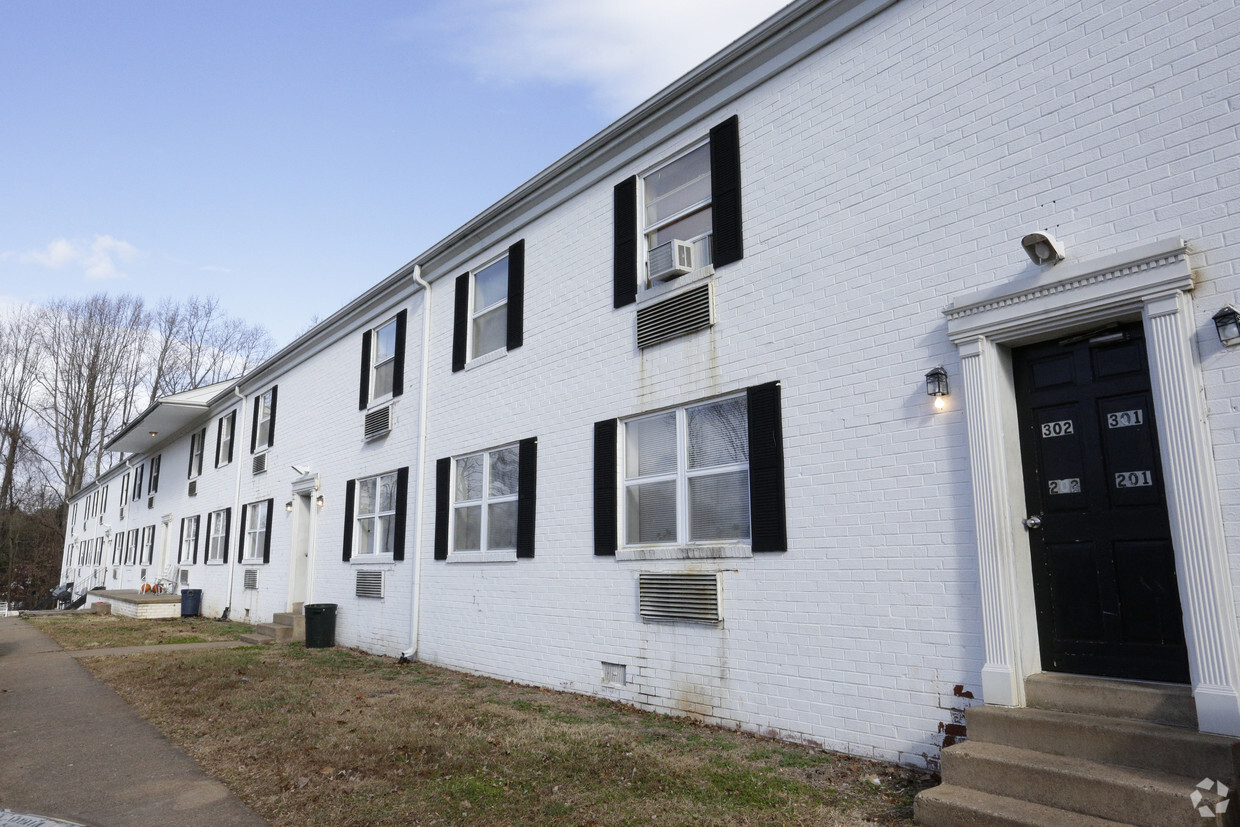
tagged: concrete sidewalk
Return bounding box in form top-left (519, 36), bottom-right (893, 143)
top-left (0, 616), bottom-right (267, 827)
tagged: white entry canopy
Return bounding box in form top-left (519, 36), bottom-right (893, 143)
top-left (105, 380), bottom-right (238, 453)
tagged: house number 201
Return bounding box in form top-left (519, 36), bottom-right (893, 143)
top-left (1041, 420), bottom-right (1074, 437)
top-left (1115, 471), bottom-right (1153, 489)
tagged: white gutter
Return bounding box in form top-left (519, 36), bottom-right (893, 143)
top-left (402, 265), bottom-right (431, 662)
top-left (223, 387), bottom-right (248, 620)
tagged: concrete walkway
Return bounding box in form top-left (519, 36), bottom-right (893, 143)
top-left (0, 616), bottom-right (267, 827)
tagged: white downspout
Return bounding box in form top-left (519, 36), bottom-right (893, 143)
top-left (401, 265), bottom-right (431, 662)
top-left (223, 387), bottom-right (248, 620)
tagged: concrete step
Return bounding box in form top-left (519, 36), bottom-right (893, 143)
top-left (271, 612), bottom-right (305, 636)
top-left (915, 784), bottom-right (1128, 826)
top-left (941, 740), bottom-right (1226, 826)
top-left (1026, 672), bottom-right (1196, 728)
top-left (255, 622), bottom-right (295, 642)
top-left (239, 633), bottom-right (274, 645)
top-left (966, 704), bottom-right (1240, 780)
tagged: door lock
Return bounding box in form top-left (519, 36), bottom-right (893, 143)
top-left (1022, 515), bottom-right (1043, 530)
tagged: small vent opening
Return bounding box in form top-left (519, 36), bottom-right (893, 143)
top-left (243, 569), bottom-right (258, 590)
top-left (140, 568), bottom-right (148, 581)
top-left (602, 662), bottom-right (627, 686)
top-left (112, 568), bottom-right (119, 580)
top-left (252, 453), bottom-right (268, 475)
top-left (638, 572), bottom-right (722, 623)
top-left (147, 496), bottom-right (154, 509)
top-left (179, 569), bottom-right (190, 585)
top-left (355, 570), bottom-right (384, 599)
top-left (364, 406), bottom-right (392, 441)
top-left (187, 480), bottom-right (197, 498)
top-left (636, 282), bottom-right (714, 349)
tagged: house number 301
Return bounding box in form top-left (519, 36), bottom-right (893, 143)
top-left (1115, 471), bottom-right (1153, 489)
top-left (1107, 409), bottom-right (1144, 428)
top-left (1041, 420), bottom-right (1074, 437)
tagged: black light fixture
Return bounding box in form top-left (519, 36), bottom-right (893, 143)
top-left (285, 501), bottom-right (293, 513)
top-left (1214, 306), bottom-right (1240, 347)
top-left (316, 495), bottom-right (325, 509)
top-left (926, 366), bottom-right (949, 410)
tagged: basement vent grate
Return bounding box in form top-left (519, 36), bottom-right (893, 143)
top-left (602, 662), bottom-right (627, 686)
top-left (187, 480), bottom-right (197, 498)
top-left (243, 569), bottom-right (258, 590)
top-left (140, 568), bottom-right (147, 580)
top-left (355, 570), bottom-right (384, 599)
top-left (364, 406), bottom-right (392, 441)
top-left (636, 282), bottom-right (714, 349)
top-left (252, 453), bottom-right (268, 475)
top-left (147, 496), bottom-right (154, 509)
top-left (180, 569), bottom-right (190, 585)
top-left (638, 572), bottom-right (722, 624)
top-left (112, 568), bottom-right (119, 580)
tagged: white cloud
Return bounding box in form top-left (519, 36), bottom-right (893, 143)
top-left (18, 235), bottom-right (140, 280)
top-left (402, 0), bottom-right (791, 115)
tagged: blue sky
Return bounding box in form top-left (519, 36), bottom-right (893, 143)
top-left (1, 1), bottom-right (787, 345)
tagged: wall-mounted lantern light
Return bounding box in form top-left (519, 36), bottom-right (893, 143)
top-left (926, 366), bottom-right (949, 410)
top-left (1214, 306), bottom-right (1240, 347)
top-left (316, 495), bottom-right (325, 510)
top-left (285, 501), bottom-right (293, 513)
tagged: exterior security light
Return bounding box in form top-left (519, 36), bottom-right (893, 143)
top-left (926, 366), bottom-right (949, 410)
top-left (316, 495), bottom-right (325, 509)
top-left (149, 431), bottom-right (158, 437)
top-left (285, 501), bottom-right (293, 513)
top-left (1021, 232), bottom-right (1065, 265)
top-left (1214, 306), bottom-right (1240, 347)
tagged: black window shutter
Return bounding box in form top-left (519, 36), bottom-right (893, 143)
top-left (178, 520), bottom-right (185, 565)
top-left (507, 240), bottom-right (525, 351)
top-left (359, 329), bottom-right (372, 410)
top-left (747, 380), bottom-right (787, 552)
top-left (215, 418), bottom-right (223, 467)
top-left (222, 508), bottom-right (232, 564)
top-left (393, 309), bottom-right (408, 397)
top-left (192, 516), bottom-right (201, 565)
top-left (237, 505), bottom-right (248, 564)
top-left (227, 411), bottom-right (236, 464)
top-left (613, 176), bottom-right (638, 308)
top-left (267, 387), bottom-right (277, 448)
top-left (452, 274), bottom-right (469, 372)
top-left (262, 499), bottom-right (274, 563)
top-left (250, 397), bottom-right (259, 453)
top-left (342, 479), bottom-right (356, 562)
top-left (516, 437), bottom-right (537, 558)
top-left (710, 115), bottom-right (743, 267)
top-left (434, 457), bottom-right (451, 560)
top-left (593, 420), bottom-right (618, 555)
top-left (393, 466), bottom-right (409, 561)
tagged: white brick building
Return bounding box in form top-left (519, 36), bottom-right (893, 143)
top-left (59, 0), bottom-right (1240, 817)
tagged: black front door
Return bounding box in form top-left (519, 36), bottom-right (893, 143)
top-left (1013, 322), bottom-right (1190, 683)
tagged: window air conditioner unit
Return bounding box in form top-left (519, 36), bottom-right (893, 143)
top-left (648, 239), bottom-right (694, 281)
top-left (364, 406), bottom-right (392, 441)
top-left (147, 496), bottom-right (154, 509)
top-left (253, 453), bottom-right (268, 475)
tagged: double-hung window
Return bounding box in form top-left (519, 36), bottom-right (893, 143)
top-left (179, 515), bottom-right (200, 565)
top-left (131, 465), bottom-right (144, 501)
top-left (125, 529), bottom-right (138, 565)
top-left (359, 312), bottom-right (407, 409)
top-left (188, 429), bottom-right (205, 479)
top-left (451, 240), bottom-right (524, 372)
top-left (111, 535), bottom-right (121, 565)
top-left (215, 411), bottom-right (236, 467)
top-left (139, 526), bottom-right (154, 566)
top-left (612, 115), bottom-right (742, 307)
top-left (342, 468), bottom-right (408, 561)
top-left (251, 388), bottom-right (277, 452)
top-left (239, 500), bottom-right (273, 563)
top-left (434, 439), bottom-right (537, 561)
top-left (148, 456), bottom-right (161, 495)
top-left (594, 381), bottom-right (786, 557)
top-left (206, 508), bottom-right (231, 563)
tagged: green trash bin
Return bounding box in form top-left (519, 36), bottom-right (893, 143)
top-left (304, 603), bottom-right (337, 648)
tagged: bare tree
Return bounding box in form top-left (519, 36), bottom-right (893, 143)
top-left (33, 294), bottom-right (150, 496)
top-left (148, 296), bottom-right (273, 396)
top-left (0, 306), bottom-right (41, 513)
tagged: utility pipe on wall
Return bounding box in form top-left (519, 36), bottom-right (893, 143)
top-left (401, 265), bottom-right (431, 663)
top-left (223, 386), bottom-right (248, 621)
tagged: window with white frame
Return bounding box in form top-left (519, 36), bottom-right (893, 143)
top-left (643, 143), bottom-right (712, 277)
top-left (148, 455), bottom-right (161, 495)
top-left (207, 508), bottom-right (230, 563)
top-left (355, 471), bottom-right (398, 556)
top-left (241, 500), bottom-right (270, 562)
top-left (189, 428), bottom-right (205, 478)
top-left (623, 395), bottom-right (750, 546)
top-left (470, 255), bottom-right (508, 360)
top-left (111, 534), bottom-right (122, 565)
top-left (453, 444), bottom-right (519, 554)
top-left (94, 537), bottom-right (104, 566)
top-left (132, 464), bottom-right (144, 501)
top-left (125, 529), bottom-right (138, 565)
top-left (179, 515), bottom-right (200, 565)
top-left (371, 319), bottom-right (398, 401)
top-left (140, 525), bottom-right (155, 566)
top-left (216, 411), bottom-right (235, 467)
top-left (254, 390), bottom-right (274, 451)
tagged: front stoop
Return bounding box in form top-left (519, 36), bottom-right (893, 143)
top-left (915, 674), bottom-right (1240, 826)
top-left (239, 610), bottom-right (305, 646)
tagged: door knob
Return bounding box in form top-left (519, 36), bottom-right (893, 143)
top-left (1023, 515), bottom-right (1042, 530)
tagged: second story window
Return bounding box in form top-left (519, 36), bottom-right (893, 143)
top-left (131, 465), bottom-right (144, 502)
top-left (251, 388), bottom-right (277, 452)
top-left (188, 428), bottom-right (205, 479)
top-left (148, 455), bottom-right (161, 495)
top-left (216, 410), bottom-right (236, 467)
top-left (359, 312), bottom-right (407, 410)
top-left (451, 240), bottom-right (525, 372)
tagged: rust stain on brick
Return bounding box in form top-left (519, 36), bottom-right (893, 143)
top-left (952, 684), bottom-right (974, 699)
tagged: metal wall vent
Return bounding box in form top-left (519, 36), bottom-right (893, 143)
top-left (180, 569), bottom-right (190, 585)
top-left (187, 480), bottom-right (197, 498)
top-left (636, 282), bottom-right (714, 349)
top-left (355, 570), bottom-right (384, 599)
top-left (638, 572), bottom-right (722, 624)
top-left (140, 567), bottom-right (147, 580)
top-left (243, 569), bottom-right (258, 590)
top-left (112, 568), bottom-right (119, 580)
top-left (147, 496), bottom-right (154, 509)
top-left (252, 452), bottom-right (268, 475)
top-left (602, 661), bottom-right (627, 686)
top-left (364, 406), bottom-right (392, 441)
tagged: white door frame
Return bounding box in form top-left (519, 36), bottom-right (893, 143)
top-left (945, 237), bottom-right (1240, 736)
top-left (288, 472), bottom-right (320, 611)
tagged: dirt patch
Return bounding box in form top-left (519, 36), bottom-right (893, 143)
top-left (27, 612), bottom-right (253, 649)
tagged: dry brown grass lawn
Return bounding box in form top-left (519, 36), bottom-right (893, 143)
top-left (27, 612), bottom-right (253, 649)
top-left (79, 641), bottom-right (935, 826)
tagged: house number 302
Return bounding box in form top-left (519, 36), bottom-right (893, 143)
top-left (1041, 420), bottom-right (1074, 437)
